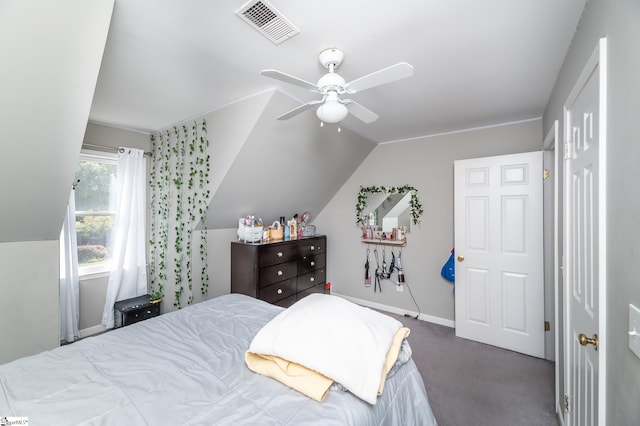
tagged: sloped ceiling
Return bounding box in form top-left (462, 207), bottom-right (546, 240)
top-left (0, 1), bottom-right (114, 243)
top-left (205, 90), bottom-right (376, 229)
top-left (89, 0), bottom-right (587, 143)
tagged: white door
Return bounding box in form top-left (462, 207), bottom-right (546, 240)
top-left (454, 151), bottom-right (544, 358)
top-left (563, 38), bottom-right (607, 425)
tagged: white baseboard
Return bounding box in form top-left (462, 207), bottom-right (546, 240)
top-left (79, 324), bottom-right (108, 339)
top-left (331, 292), bottom-right (455, 328)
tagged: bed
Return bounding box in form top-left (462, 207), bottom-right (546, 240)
top-left (0, 293), bottom-right (437, 425)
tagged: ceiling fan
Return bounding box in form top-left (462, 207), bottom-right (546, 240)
top-left (260, 47), bottom-right (414, 124)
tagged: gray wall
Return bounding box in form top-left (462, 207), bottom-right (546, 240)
top-left (314, 119), bottom-right (542, 322)
top-left (205, 89), bottom-right (377, 230)
top-left (84, 121), bottom-right (151, 152)
top-left (542, 0), bottom-right (640, 423)
top-left (78, 275), bottom-right (109, 332)
top-left (0, 241), bottom-right (59, 363)
top-left (0, 1), bottom-right (114, 364)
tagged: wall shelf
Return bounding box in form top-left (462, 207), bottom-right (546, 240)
top-left (361, 238), bottom-right (406, 247)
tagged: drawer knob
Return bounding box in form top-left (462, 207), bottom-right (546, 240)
top-left (277, 288), bottom-right (283, 295)
top-left (310, 261), bottom-right (315, 266)
top-left (277, 252), bottom-right (283, 257)
top-left (310, 277), bottom-right (315, 282)
top-left (310, 245), bottom-right (315, 250)
top-left (277, 270), bottom-right (283, 276)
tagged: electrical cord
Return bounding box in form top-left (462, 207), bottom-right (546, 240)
top-left (403, 281), bottom-right (421, 320)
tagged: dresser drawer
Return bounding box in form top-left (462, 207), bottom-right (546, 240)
top-left (297, 254), bottom-right (325, 275)
top-left (297, 282), bottom-right (327, 301)
top-left (273, 294), bottom-right (297, 308)
top-left (259, 244), bottom-right (298, 268)
top-left (259, 261), bottom-right (297, 287)
top-left (260, 279), bottom-right (296, 304)
top-left (298, 237), bottom-right (326, 257)
top-left (297, 268), bottom-right (326, 293)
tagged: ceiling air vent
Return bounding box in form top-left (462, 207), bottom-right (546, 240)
top-left (236, 0), bottom-right (299, 44)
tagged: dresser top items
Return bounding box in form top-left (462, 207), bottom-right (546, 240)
top-left (233, 235), bottom-right (324, 247)
top-left (238, 213), bottom-right (316, 243)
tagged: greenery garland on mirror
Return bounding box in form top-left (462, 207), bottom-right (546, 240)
top-left (149, 119), bottom-right (211, 309)
top-left (355, 184), bottom-right (423, 227)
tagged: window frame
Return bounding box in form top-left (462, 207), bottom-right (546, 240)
top-left (76, 149), bottom-right (118, 278)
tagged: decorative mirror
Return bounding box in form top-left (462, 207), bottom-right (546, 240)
top-left (355, 185), bottom-right (423, 232)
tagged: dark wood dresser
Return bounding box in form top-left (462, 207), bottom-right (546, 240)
top-left (231, 235), bottom-right (327, 307)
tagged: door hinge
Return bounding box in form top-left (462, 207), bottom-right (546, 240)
top-left (543, 169), bottom-right (550, 180)
top-left (563, 142), bottom-right (571, 160)
top-left (564, 394), bottom-right (570, 412)
top-left (544, 321), bottom-right (550, 331)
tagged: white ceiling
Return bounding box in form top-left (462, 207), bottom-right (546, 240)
top-left (90, 0), bottom-right (586, 143)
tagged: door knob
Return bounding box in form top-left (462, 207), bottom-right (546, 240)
top-left (457, 255), bottom-right (465, 262)
top-left (578, 333), bottom-right (598, 351)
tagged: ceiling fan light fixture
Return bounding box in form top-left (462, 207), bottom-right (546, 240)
top-left (316, 91), bottom-right (348, 123)
top-left (316, 101), bottom-right (348, 124)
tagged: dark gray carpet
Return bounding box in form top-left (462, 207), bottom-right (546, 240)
top-left (386, 312), bottom-right (558, 426)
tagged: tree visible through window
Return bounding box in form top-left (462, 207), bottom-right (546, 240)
top-left (74, 152), bottom-right (117, 275)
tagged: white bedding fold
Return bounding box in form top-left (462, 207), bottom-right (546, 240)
top-left (247, 294), bottom-right (405, 405)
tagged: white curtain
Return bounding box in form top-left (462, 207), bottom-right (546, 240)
top-left (102, 148), bottom-right (147, 328)
top-left (60, 189), bottom-right (80, 343)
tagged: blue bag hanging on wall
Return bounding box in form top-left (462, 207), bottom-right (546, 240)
top-left (441, 248), bottom-right (455, 282)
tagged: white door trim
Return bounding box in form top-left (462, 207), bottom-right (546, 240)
top-left (543, 120), bottom-right (561, 419)
top-left (563, 37), bottom-right (607, 425)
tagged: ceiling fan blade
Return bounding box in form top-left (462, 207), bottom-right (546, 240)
top-left (276, 99), bottom-right (324, 120)
top-left (342, 100), bottom-right (379, 123)
top-left (260, 69), bottom-right (319, 91)
top-left (345, 62), bottom-right (414, 93)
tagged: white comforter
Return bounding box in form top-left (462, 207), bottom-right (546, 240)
top-left (247, 293), bottom-right (405, 405)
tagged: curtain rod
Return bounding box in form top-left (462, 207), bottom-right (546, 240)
top-left (82, 143), bottom-right (151, 156)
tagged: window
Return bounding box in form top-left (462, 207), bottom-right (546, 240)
top-left (74, 151), bottom-right (117, 276)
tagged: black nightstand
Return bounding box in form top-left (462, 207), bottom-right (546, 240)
top-left (113, 294), bottom-right (161, 328)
